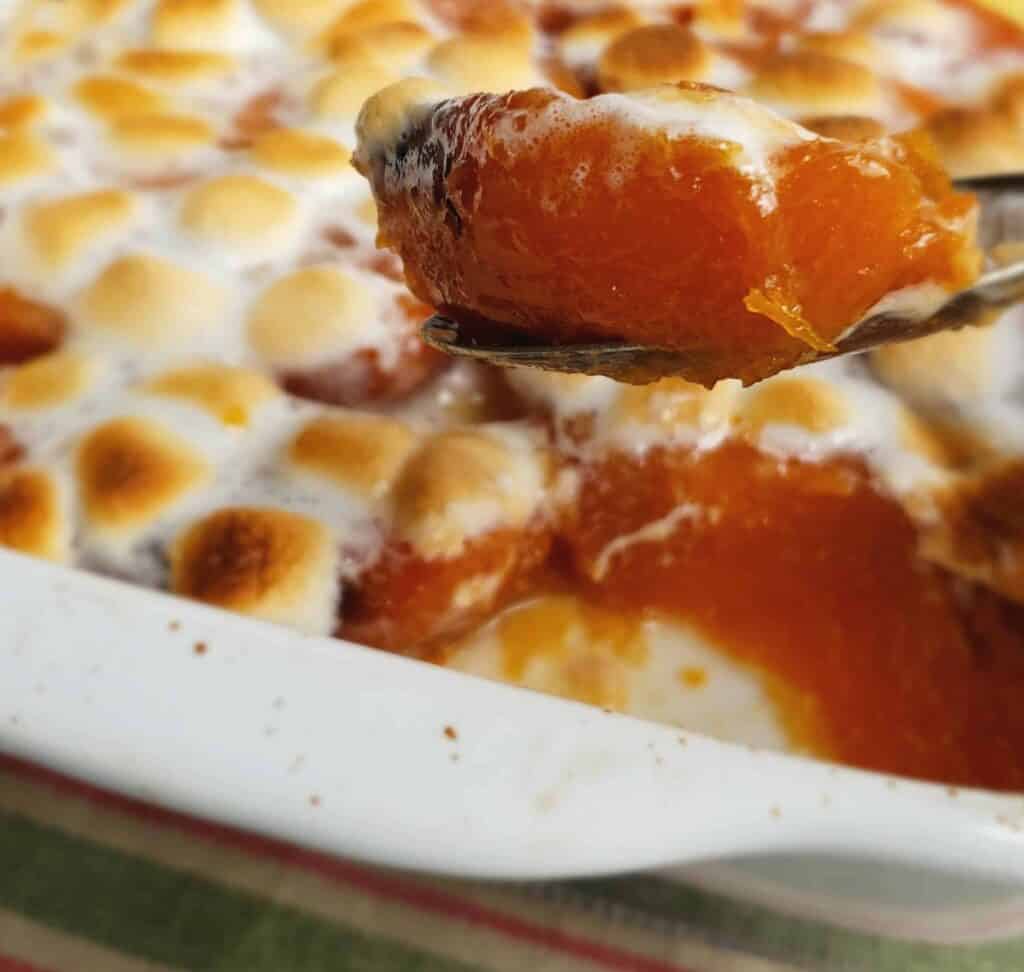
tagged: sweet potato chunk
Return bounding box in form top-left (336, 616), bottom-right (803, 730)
top-left (356, 82), bottom-right (979, 385)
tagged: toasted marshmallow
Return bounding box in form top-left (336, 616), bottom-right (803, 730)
top-left (247, 266), bottom-right (377, 367)
top-left (10, 30), bottom-right (71, 65)
top-left (390, 425), bottom-right (550, 559)
top-left (853, 0), bottom-right (976, 94)
top-left (0, 467), bottom-right (68, 562)
top-left (0, 288), bottom-right (66, 365)
top-left (252, 0), bottom-right (349, 35)
top-left (927, 106), bottom-right (1024, 178)
top-left (325, 0), bottom-right (417, 31)
top-left (144, 364), bottom-right (280, 427)
top-left (20, 189), bottom-right (139, 274)
top-left (2, 351), bottom-right (94, 411)
top-left (747, 51), bottom-right (885, 118)
top-left (288, 412), bottom-right (418, 499)
top-left (76, 254), bottom-right (228, 348)
top-left (597, 25), bottom-right (714, 92)
top-left (309, 49), bottom-right (400, 120)
top-left (691, 0), bottom-right (747, 40)
top-left (113, 48), bottom-right (237, 86)
top-left (249, 128), bottom-right (353, 178)
top-left (612, 378), bottom-right (718, 436)
top-left (426, 34), bottom-right (540, 94)
top-left (558, 8), bottom-right (644, 73)
top-left (798, 29), bottom-right (879, 70)
top-left (73, 76), bottom-right (167, 122)
top-left (870, 326), bottom-right (998, 405)
top-left (76, 416), bottom-right (210, 534)
top-left (855, 0), bottom-right (967, 38)
top-left (60, 0), bottom-right (134, 29)
top-left (108, 112), bottom-right (215, 159)
top-left (0, 133), bottom-right (55, 187)
top-left (180, 174), bottom-right (298, 255)
top-left (324, 20), bottom-right (434, 69)
top-left (150, 0), bottom-right (274, 52)
top-left (171, 506), bottom-right (340, 634)
top-left (734, 376), bottom-right (851, 438)
top-left (0, 95), bottom-right (49, 132)
top-left (353, 78), bottom-right (449, 165)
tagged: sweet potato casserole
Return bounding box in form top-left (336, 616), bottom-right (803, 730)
top-left (2, 0), bottom-right (1024, 790)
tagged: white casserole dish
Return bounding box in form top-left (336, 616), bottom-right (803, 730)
top-left (4, 547), bottom-right (1024, 945)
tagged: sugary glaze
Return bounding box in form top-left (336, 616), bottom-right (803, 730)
top-left (355, 82), bottom-right (978, 384)
top-left (3, 0), bottom-right (1024, 790)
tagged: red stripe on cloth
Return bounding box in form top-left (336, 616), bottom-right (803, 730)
top-left (0, 956), bottom-right (57, 972)
top-left (0, 755), bottom-right (691, 972)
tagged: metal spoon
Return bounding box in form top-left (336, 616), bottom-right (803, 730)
top-left (420, 173), bottom-right (1024, 385)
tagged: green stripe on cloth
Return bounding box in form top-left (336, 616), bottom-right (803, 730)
top-left (0, 810), bottom-right (482, 972)
top-left (553, 877), bottom-right (1024, 972)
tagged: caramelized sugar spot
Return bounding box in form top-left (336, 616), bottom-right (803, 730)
top-left (172, 507), bottom-right (339, 632)
top-left (289, 413), bottom-right (417, 498)
top-left (76, 417), bottom-right (209, 531)
top-left (0, 468), bottom-right (66, 561)
top-left (0, 289), bottom-right (66, 366)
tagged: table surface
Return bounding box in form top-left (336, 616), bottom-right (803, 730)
top-left (2, 754), bottom-right (1024, 972)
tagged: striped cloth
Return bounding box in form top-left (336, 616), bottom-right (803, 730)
top-left (1, 754), bottom-right (1024, 972)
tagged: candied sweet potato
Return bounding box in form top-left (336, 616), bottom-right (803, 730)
top-left (356, 82), bottom-right (979, 385)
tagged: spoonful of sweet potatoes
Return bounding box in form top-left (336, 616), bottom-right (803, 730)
top-left (354, 80), bottom-right (1019, 387)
